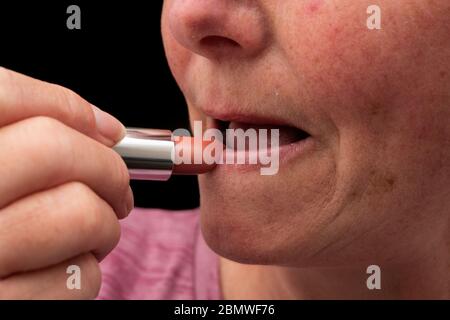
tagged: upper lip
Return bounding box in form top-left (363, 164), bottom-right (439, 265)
top-left (201, 108), bottom-right (311, 136)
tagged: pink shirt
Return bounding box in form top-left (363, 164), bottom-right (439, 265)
top-left (97, 208), bottom-right (222, 300)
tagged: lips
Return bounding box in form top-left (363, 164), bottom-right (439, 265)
top-left (197, 112), bottom-right (315, 174)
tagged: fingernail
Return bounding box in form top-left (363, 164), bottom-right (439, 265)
top-left (91, 105), bottom-right (126, 145)
top-left (125, 186), bottom-right (134, 216)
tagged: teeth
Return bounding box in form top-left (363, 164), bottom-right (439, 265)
top-left (220, 121), bottom-right (309, 150)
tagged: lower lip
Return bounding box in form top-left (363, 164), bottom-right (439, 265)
top-left (213, 136), bottom-right (314, 174)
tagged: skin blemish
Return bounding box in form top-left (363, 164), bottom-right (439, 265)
top-left (385, 177), bottom-right (395, 189)
top-left (326, 26), bottom-right (341, 42)
top-left (369, 101), bottom-right (384, 117)
top-left (305, 0), bottom-right (325, 15)
top-left (367, 170), bottom-right (397, 195)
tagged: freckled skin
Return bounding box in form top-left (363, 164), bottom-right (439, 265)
top-left (162, 0), bottom-right (450, 298)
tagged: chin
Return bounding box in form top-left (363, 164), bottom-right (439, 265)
top-left (199, 210), bottom-right (281, 265)
top-left (198, 196), bottom-right (323, 267)
top-left (197, 166), bottom-right (343, 267)
top-left (198, 189), bottom-right (388, 269)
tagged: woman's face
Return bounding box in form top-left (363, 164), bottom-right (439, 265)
top-left (161, 0), bottom-right (450, 267)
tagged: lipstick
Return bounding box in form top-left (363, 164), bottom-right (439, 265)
top-left (113, 128), bottom-right (215, 180)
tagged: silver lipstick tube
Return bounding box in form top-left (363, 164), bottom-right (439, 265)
top-left (113, 128), bottom-right (175, 181)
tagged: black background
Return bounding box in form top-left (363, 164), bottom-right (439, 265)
top-left (0, 1), bottom-right (200, 209)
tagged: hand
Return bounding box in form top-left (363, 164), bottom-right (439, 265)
top-left (0, 67), bottom-right (133, 299)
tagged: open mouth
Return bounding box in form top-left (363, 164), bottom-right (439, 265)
top-left (214, 119), bottom-right (311, 150)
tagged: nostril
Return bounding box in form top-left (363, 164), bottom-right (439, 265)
top-left (200, 36), bottom-right (241, 49)
top-left (168, 0), bottom-right (269, 60)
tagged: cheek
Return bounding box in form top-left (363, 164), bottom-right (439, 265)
top-left (278, 1), bottom-right (389, 110)
top-left (277, 0), bottom-right (450, 164)
top-left (276, 0), bottom-right (450, 199)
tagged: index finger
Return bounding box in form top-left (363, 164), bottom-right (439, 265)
top-left (0, 67), bottom-right (125, 146)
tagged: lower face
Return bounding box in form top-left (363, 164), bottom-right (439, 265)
top-left (162, 0), bottom-right (450, 267)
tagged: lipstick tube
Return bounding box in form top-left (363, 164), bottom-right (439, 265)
top-left (113, 128), bottom-right (214, 181)
top-left (113, 128), bottom-right (175, 181)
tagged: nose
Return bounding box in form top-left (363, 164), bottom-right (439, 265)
top-left (167, 0), bottom-right (270, 60)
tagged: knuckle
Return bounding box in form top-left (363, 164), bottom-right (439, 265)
top-left (52, 84), bottom-right (95, 133)
top-left (27, 115), bottom-right (63, 133)
top-left (66, 182), bottom-right (119, 247)
top-left (66, 182), bottom-right (104, 236)
top-left (20, 116), bottom-right (72, 170)
top-left (66, 181), bottom-right (94, 201)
